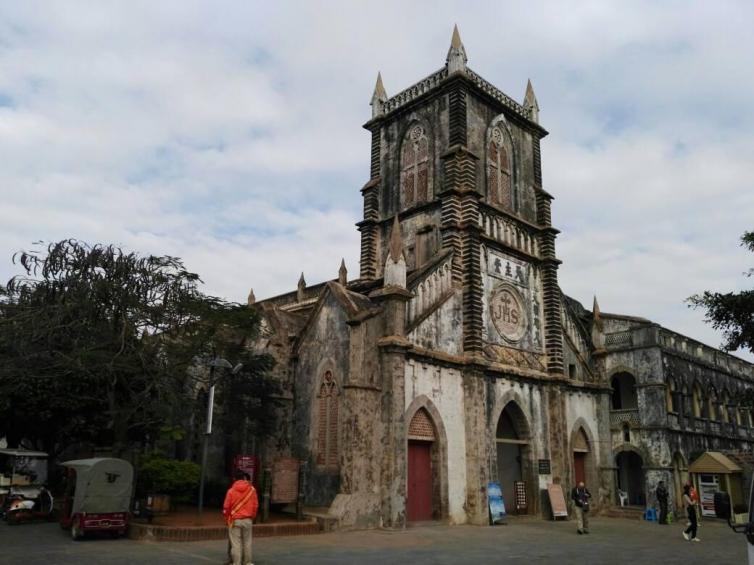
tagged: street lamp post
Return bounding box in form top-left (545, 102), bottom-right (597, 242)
top-left (197, 357), bottom-right (242, 519)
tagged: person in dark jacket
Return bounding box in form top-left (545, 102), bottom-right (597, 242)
top-left (571, 481), bottom-right (592, 534)
top-left (656, 481), bottom-right (669, 524)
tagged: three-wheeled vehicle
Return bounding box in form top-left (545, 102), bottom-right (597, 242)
top-left (59, 458), bottom-right (134, 540)
top-left (0, 448), bottom-right (54, 524)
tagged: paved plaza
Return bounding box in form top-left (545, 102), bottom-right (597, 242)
top-left (1, 516), bottom-right (746, 565)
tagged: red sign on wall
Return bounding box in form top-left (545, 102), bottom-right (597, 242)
top-left (233, 455), bottom-right (260, 490)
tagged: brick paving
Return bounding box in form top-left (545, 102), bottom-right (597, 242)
top-left (3, 516), bottom-right (747, 564)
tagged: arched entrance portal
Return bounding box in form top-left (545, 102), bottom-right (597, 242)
top-left (572, 428), bottom-right (590, 485)
top-left (616, 451), bottom-right (645, 506)
top-left (495, 402), bottom-right (530, 513)
top-left (406, 408), bottom-right (437, 522)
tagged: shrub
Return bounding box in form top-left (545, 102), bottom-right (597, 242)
top-left (137, 455), bottom-right (201, 503)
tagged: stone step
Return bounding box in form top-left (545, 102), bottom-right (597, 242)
top-left (603, 506), bottom-right (646, 520)
top-left (128, 518), bottom-right (321, 542)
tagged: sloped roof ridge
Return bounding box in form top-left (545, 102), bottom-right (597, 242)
top-left (407, 248), bottom-right (453, 287)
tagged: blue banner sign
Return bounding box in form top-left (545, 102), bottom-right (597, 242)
top-left (488, 481), bottom-right (506, 524)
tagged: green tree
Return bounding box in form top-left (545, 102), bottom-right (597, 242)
top-left (0, 239), bottom-right (275, 459)
top-left (688, 231), bottom-right (754, 354)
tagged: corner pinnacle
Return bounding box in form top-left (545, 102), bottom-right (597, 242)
top-left (374, 72), bottom-right (387, 100)
top-left (524, 79), bottom-right (540, 123)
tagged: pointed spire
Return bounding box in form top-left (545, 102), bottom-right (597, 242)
top-left (591, 295), bottom-right (605, 351)
top-left (297, 272), bottom-right (306, 301)
top-left (524, 79), bottom-right (540, 124)
top-left (370, 71), bottom-right (388, 119)
top-left (247, 287), bottom-right (256, 306)
top-left (451, 24), bottom-right (463, 49)
top-left (338, 258), bottom-right (348, 285)
top-left (389, 215), bottom-right (403, 263)
top-left (446, 24), bottom-right (467, 74)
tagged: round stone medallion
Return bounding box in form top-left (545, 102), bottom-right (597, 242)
top-left (490, 284), bottom-right (527, 342)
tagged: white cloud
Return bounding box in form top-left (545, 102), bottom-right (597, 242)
top-left (0, 1), bottom-right (752, 361)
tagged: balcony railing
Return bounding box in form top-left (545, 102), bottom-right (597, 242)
top-left (610, 409), bottom-right (640, 428)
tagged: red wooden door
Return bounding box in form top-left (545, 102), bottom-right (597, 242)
top-left (574, 452), bottom-right (586, 485)
top-left (407, 440), bottom-right (433, 521)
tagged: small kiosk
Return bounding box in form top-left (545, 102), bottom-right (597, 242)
top-left (688, 451), bottom-right (745, 517)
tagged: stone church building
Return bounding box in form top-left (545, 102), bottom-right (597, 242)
top-left (249, 27), bottom-right (754, 528)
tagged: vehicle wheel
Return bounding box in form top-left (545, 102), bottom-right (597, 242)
top-left (71, 518), bottom-right (83, 541)
top-left (6, 512), bottom-right (19, 526)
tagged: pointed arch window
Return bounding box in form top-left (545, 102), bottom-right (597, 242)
top-left (692, 383), bottom-right (704, 418)
top-left (708, 387), bottom-right (718, 421)
top-left (487, 126), bottom-right (513, 211)
top-left (400, 125), bottom-right (430, 209)
top-left (666, 379), bottom-right (677, 413)
top-left (721, 390), bottom-right (730, 423)
top-left (316, 370), bottom-right (339, 468)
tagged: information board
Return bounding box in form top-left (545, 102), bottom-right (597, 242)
top-left (698, 475), bottom-right (719, 517)
top-left (487, 481), bottom-right (507, 524)
top-left (547, 483), bottom-right (568, 519)
top-left (538, 459), bottom-right (551, 475)
top-left (271, 457), bottom-right (300, 504)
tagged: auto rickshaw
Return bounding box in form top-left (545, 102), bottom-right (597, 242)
top-left (0, 448), bottom-right (54, 524)
top-left (59, 458), bottom-right (134, 540)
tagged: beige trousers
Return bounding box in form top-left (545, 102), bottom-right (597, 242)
top-left (229, 518), bottom-right (253, 565)
top-left (574, 506), bottom-right (589, 532)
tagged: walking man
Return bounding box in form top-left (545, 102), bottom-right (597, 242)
top-left (571, 481), bottom-right (592, 534)
top-left (656, 480), bottom-right (669, 524)
top-left (682, 483), bottom-right (700, 542)
top-left (223, 469), bottom-right (259, 565)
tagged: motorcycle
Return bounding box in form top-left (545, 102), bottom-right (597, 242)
top-left (4, 486), bottom-right (55, 524)
top-left (0, 448), bottom-right (55, 524)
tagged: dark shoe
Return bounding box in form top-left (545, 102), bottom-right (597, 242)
top-left (577, 529), bottom-right (583, 535)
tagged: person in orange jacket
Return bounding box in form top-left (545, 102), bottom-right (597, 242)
top-left (223, 470), bottom-right (259, 565)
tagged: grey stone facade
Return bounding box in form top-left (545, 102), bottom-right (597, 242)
top-left (247, 27), bottom-right (754, 529)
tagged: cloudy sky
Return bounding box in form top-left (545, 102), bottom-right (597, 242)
top-left (1, 1), bottom-right (752, 360)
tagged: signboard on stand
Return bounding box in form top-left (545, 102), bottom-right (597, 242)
top-left (488, 482), bottom-right (507, 524)
top-left (547, 483), bottom-right (568, 519)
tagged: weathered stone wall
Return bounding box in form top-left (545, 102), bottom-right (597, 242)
top-left (407, 290), bottom-right (463, 355)
top-left (293, 292), bottom-right (352, 507)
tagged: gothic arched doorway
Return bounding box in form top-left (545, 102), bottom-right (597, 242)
top-left (495, 402), bottom-right (530, 512)
top-left (572, 427), bottom-right (590, 485)
top-left (616, 451), bottom-right (645, 506)
top-left (406, 408), bottom-right (437, 522)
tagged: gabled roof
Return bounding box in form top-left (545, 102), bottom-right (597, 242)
top-left (293, 282), bottom-right (378, 353)
top-left (688, 451), bottom-right (743, 474)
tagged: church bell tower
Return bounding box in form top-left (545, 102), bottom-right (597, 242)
top-left (358, 25), bottom-right (564, 375)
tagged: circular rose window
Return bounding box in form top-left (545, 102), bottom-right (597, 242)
top-left (490, 284), bottom-right (527, 342)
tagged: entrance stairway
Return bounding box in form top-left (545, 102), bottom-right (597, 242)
top-left (603, 505), bottom-right (645, 520)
